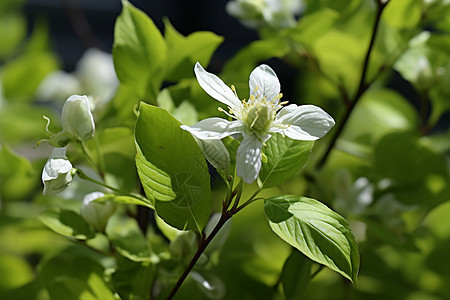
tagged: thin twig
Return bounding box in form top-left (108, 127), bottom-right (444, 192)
top-left (165, 211), bottom-right (232, 300)
top-left (317, 0), bottom-right (389, 169)
top-left (61, 0), bottom-right (106, 51)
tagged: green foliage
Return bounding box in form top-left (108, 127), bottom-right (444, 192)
top-left (106, 215), bottom-right (153, 262)
top-left (164, 19), bottom-right (223, 81)
top-left (39, 209), bottom-right (96, 240)
top-left (259, 134), bottom-right (313, 188)
top-left (2, 0), bottom-right (450, 299)
top-left (113, 0), bottom-right (166, 114)
top-left (38, 250), bottom-right (114, 300)
top-left (264, 195), bottom-right (359, 284)
top-left (0, 145), bottom-right (37, 201)
top-left (280, 250), bottom-right (312, 300)
top-left (135, 103), bottom-right (212, 232)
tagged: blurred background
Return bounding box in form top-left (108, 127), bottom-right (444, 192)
top-left (1, 0), bottom-right (450, 299)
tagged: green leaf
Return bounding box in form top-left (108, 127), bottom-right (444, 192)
top-left (38, 252), bottom-right (114, 300)
top-left (111, 260), bottom-right (154, 300)
top-left (374, 132), bottom-right (448, 186)
top-left (106, 215), bottom-right (152, 262)
top-left (0, 13), bottom-right (26, 59)
top-left (259, 134), bottom-right (314, 189)
top-left (373, 131), bottom-right (449, 205)
top-left (113, 0), bottom-right (166, 113)
top-left (39, 209), bottom-right (96, 240)
top-left (264, 195), bottom-right (359, 284)
top-left (313, 29), bottom-right (365, 95)
top-left (164, 19), bottom-right (223, 81)
top-left (0, 144), bottom-right (37, 201)
top-left (286, 8), bottom-right (339, 47)
top-left (281, 251), bottom-right (312, 300)
top-left (382, 0), bottom-right (422, 29)
top-left (135, 103), bottom-right (212, 232)
top-left (2, 52), bottom-right (59, 102)
top-left (343, 89), bottom-right (418, 146)
top-left (0, 254), bottom-right (33, 291)
top-left (96, 194), bottom-right (154, 210)
top-left (222, 38), bottom-right (290, 85)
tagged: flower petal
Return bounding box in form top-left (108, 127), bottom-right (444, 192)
top-left (181, 118), bottom-right (245, 140)
top-left (236, 133), bottom-right (264, 184)
top-left (194, 62), bottom-right (242, 111)
top-left (61, 95), bottom-right (95, 140)
top-left (272, 104), bottom-right (335, 140)
top-left (249, 64), bottom-right (280, 103)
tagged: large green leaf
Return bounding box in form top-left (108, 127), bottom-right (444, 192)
top-left (113, 0), bottom-right (166, 113)
top-left (135, 103), bottom-right (212, 232)
top-left (259, 134), bottom-right (314, 189)
top-left (39, 209), bottom-right (96, 240)
top-left (264, 195), bottom-right (359, 284)
top-left (164, 19), bottom-right (223, 81)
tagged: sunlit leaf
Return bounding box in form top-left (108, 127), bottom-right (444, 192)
top-left (135, 103), bottom-right (212, 232)
top-left (113, 0), bottom-right (166, 114)
top-left (39, 209), bottom-right (96, 240)
top-left (164, 19), bottom-right (223, 81)
top-left (264, 195), bottom-right (359, 284)
top-left (259, 134), bottom-right (314, 189)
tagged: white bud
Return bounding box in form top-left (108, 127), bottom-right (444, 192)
top-left (42, 147), bottom-right (74, 195)
top-left (61, 95), bottom-right (95, 141)
top-left (80, 192), bottom-right (116, 232)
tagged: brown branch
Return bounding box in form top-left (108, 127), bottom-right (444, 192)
top-left (165, 211), bottom-right (232, 300)
top-left (61, 0), bottom-right (106, 51)
top-left (317, 0), bottom-right (389, 169)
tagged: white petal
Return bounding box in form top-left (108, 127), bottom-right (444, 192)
top-left (194, 62), bottom-right (242, 111)
top-left (61, 95), bottom-right (95, 140)
top-left (236, 133), bottom-right (264, 184)
top-left (181, 118), bottom-right (245, 140)
top-left (272, 104), bottom-right (335, 140)
top-left (249, 64), bottom-right (280, 103)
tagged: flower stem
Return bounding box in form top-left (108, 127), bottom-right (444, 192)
top-left (165, 210), bottom-right (232, 300)
top-left (317, 0), bottom-right (389, 169)
top-left (80, 140), bottom-right (104, 178)
top-left (76, 169), bottom-right (151, 207)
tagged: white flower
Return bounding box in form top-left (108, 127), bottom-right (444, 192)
top-left (181, 62), bottom-right (335, 184)
top-left (42, 147), bottom-right (75, 195)
top-left (61, 95), bottom-right (95, 141)
top-left (76, 48), bottom-right (119, 104)
top-left (36, 71), bottom-right (81, 102)
top-left (80, 192), bottom-right (116, 232)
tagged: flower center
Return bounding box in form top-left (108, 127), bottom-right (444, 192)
top-left (218, 85), bottom-right (287, 135)
top-left (246, 104), bottom-right (273, 133)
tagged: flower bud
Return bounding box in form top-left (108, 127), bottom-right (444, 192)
top-left (80, 192), bottom-right (116, 232)
top-left (42, 147), bottom-right (74, 195)
top-left (61, 95), bottom-right (95, 141)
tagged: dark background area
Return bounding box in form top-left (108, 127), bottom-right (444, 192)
top-left (21, 0), bottom-right (449, 131)
top-left (23, 0), bottom-right (258, 72)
